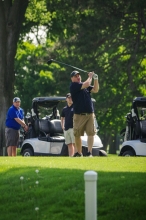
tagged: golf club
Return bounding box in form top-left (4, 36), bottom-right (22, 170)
top-left (47, 59), bottom-right (88, 73)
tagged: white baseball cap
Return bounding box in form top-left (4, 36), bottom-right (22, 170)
top-left (13, 97), bottom-right (21, 102)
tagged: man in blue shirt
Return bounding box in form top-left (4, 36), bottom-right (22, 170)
top-left (61, 93), bottom-right (76, 156)
top-left (70, 70), bottom-right (99, 157)
top-left (5, 97), bottom-right (28, 156)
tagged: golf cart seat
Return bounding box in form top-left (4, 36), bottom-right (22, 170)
top-left (140, 120), bottom-right (146, 138)
top-left (34, 119), bottom-right (63, 137)
top-left (39, 119), bottom-right (64, 142)
top-left (50, 119), bottom-right (63, 134)
top-left (135, 120), bottom-right (146, 139)
top-left (34, 119), bottom-right (52, 136)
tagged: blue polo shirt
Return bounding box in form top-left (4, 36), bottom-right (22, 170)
top-left (5, 105), bottom-right (24, 130)
top-left (61, 104), bottom-right (74, 130)
top-left (70, 82), bottom-right (94, 114)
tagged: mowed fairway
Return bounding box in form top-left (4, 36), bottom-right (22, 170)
top-left (0, 155), bottom-right (146, 220)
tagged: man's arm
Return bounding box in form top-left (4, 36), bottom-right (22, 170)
top-left (61, 117), bottom-right (65, 130)
top-left (81, 72), bottom-right (94, 89)
top-left (91, 77), bottom-right (99, 93)
top-left (14, 118), bottom-right (28, 131)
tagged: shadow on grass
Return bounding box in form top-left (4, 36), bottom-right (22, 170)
top-left (0, 167), bottom-right (146, 220)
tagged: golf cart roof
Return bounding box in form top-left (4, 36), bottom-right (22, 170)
top-left (32, 97), bottom-right (66, 108)
top-left (32, 97), bottom-right (96, 108)
top-left (132, 97), bottom-right (146, 108)
top-left (31, 96), bottom-right (96, 119)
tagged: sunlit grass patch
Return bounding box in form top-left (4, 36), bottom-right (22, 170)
top-left (0, 156), bottom-right (146, 220)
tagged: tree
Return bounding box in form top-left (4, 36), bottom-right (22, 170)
top-left (40, 0), bottom-right (146, 152)
top-left (44, 0), bottom-right (146, 152)
top-left (1, 0), bottom-right (146, 155)
top-left (15, 41), bottom-right (57, 113)
top-left (0, 0), bottom-right (30, 155)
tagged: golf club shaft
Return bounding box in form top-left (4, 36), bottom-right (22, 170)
top-left (48, 59), bottom-right (88, 73)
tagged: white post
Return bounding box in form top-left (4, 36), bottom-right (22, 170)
top-left (84, 171), bottom-right (98, 220)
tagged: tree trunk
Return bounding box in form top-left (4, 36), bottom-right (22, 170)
top-left (108, 132), bottom-right (119, 154)
top-left (101, 133), bottom-right (112, 152)
top-left (0, 0), bottom-right (29, 156)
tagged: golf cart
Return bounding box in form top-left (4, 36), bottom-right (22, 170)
top-left (119, 97), bottom-right (146, 156)
top-left (20, 97), bottom-right (107, 156)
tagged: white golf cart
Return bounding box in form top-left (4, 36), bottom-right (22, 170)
top-left (20, 97), bottom-right (107, 156)
top-left (119, 97), bottom-right (146, 156)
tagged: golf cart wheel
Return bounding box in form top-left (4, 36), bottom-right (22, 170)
top-left (22, 148), bottom-right (33, 157)
top-left (122, 150), bottom-right (135, 157)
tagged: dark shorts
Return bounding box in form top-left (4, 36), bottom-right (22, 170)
top-left (73, 113), bottom-right (96, 137)
top-left (5, 127), bottom-right (19, 147)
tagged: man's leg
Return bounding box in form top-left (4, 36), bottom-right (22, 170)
top-left (75, 136), bottom-right (82, 154)
top-left (12, 146), bottom-right (17, 156)
top-left (73, 143), bottom-right (77, 154)
top-left (73, 114), bottom-right (85, 156)
top-left (86, 114), bottom-right (95, 156)
top-left (7, 146), bottom-right (12, 156)
top-left (87, 136), bottom-right (94, 153)
top-left (67, 143), bottom-right (74, 156)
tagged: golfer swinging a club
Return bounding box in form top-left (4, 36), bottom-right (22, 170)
top-left (70, 70), bottom-right (99, 157)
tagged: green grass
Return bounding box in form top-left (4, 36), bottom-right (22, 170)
top-left (0, 155), bottom-right (146, 220)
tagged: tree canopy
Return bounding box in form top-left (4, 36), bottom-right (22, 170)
top-left (0, 0), bottom-right (146, 155)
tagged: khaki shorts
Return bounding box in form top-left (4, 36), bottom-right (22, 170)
top-left (5, 127), bottom-right (19, 147)
top-left (64, 128), bottom-right (75, 145)
top-left (73, 113), bottom-right (96, 137)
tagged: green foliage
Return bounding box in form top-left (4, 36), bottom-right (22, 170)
top-left (14, 41), bottom-right (57, 112)
top-left (14, 0), bottom-right (146, 149)
top-left (26, 0), bottom-right (51, 24)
